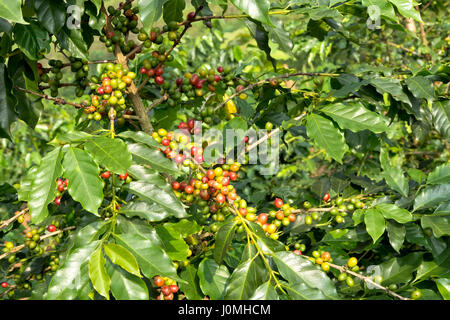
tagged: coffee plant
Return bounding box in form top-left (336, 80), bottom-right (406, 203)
top-left (0, 0), bottom-right (449, 301)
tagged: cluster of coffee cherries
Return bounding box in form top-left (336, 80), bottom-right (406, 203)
top-left (100, 170), bottom-right (131, 183)
top-left (328, 195), bottom-right (365, 224)
top-left (54, 178), bottom-right (69, 206)
top-left (292, 242), bottom-right (307, 255)
top-left (153, 276), bottom-right (180, 300)
top-left (100, 4), bottom-right (141, 56)
top-left (84, 63), bottom-right (136, 121)
top-left (37, 57), bottom-right (90, 97)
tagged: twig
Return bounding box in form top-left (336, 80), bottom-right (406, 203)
top-left (0, 208), bottom-right (28, 230)
top-left (214, 72), bottom-right (339, 112)
top-left (145, 94), bottom-right (169, 113)
top-left (13, 86), bottom-right (84, 109)
top-left (0, 226), bottom-right (76, 261)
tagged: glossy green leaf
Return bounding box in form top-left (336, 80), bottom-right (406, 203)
top-left (364, 208), bottom-right (386, 243)
top-left (107, 262), bottom-right (149, 300)
top-left (415, 248), bottom-right (450, 282)
top-left (47, 241), bottom-right (100, 299)
top-left (320, 102), bottom-right (388, 133)
top-left (84, 136), bottom-right (132, 175)
top-left (405, 76), bottom-right (434, 100)
top-left (13, 22), bottom-right (50, 60)
top-left (427, 163), bottom-right (450, 185)
top-left (306, 113), bottom-right (348, 163)
top-left (230, 0), bottom-right (273, 26)
top-left (119, 131), bottom-right (160, 149)
top-left (56, 27), bottom-right (89, 60)
top-left (88, 246), bottom-right (111, 300)
top-left (421, 216), bottom-right (450, 238)
top-left (34, 0), bottom-right (66, 34)
top-left (272, 252), bottom-right (339, 299)
top-left (431, 100), bottom-right (450, 140)
top-left (155, 224), bottom-right (189, 261)
top-left (179, 265), bottom-right (203, 300)
top-left (0, 0), bottom-right (27, 24)
top-left (163, 0), bottom-right (185, 23)
top-left (104, 243), bottom-right (142, 278)
top-left (128, 142), bottom-right (181, 177)
top-left (29, 147), bottom-right (63, 223)
top-left (214, 221), bottom-right (237, 265)
top-left (114, 233), bottom-right (180, 280)
top-left (386, 220), bottom-right (405, 253)
top-left (249, 281), bottom-right (279, 300)
top-left (18, 165), bottom-right (38, 202)
top-left (198, 258), bottom-right (230, 300)
top-left (138, 0), bottom-right (168, 29)
top-left (362, 0), bottom-right (398, 22)
top-left (224, 256), bottom-right (268, 300)
top-left (119, 200), bottom-right (173, 222)
top-left (380, 147), bottom-right (409, 197)
top-left (388, 0), bottom-right (422, 22)
top-left (0, 63), bottom-right (17, 140)
top-left (127, 179), bottom-right (186, 219)
top-left (375, 203), bottom-right (412, 223)
top-left (379, 252), bottom-right (423, 285)
top-left (62, 147), bottom-right (104, 215)
top-left (414, 183), bottom-right (450, 211)
top-left (435, 278), bottom-right (450, 300)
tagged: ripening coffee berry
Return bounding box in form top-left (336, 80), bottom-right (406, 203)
top-left (347, 257), bottom-right (358, 268)
top-left (274, 198), bottom-right (283, 208)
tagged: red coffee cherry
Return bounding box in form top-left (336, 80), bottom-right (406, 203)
top-left (274, 198), bottom-right (283, 208)
top-left (47, 225), bottom-right (57, 232)
top-left (101, 171), bottom-right (111, 179)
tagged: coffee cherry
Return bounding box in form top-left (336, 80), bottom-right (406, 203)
top-left (119, 173), bottom-right (128, 180)
top-left (274, 198), bottom-right (283, 208)
top-left (411, 290), bottom-right (422, 300)
top-left (155, 76), bottom-right (164, 85)
top-left (170, 284), bottom-right (179, 293)
top-left (154, 276), bottom-right (165, 287)
top-left (323, 193), bottom-right (330, 202)
top-left (161, 285), bottom-right (171, 296)
top-left (47, 225), bottom-right (57, 232)
top-left (347, 257), bottom-right (358, 268)
top-left (187, 12), bottom-right (196, 20)
top-left (1, 282), bottom-right (8, 288)
top-left (101, 171), bottom-right (111, 179)
top-left (346, 277), bottom-right (355, 287)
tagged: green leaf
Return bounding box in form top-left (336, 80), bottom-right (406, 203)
top-left (88, 246), bottom-right (111, 300)
top-left (230, 0), bottom-right (273, 26)
top-left (34, 0), bottom-right (66, 34)
top-left (379, 147), bottom-right (409, 197)
top-left (369, 77), bottom-right (411, 106)
top-left (138, 0), bottom-right (168, 29)
top-left (415, 248), bottom-right (450, 282)
top-left (56, 27), bottom-right (89, 60)
top-left (388, 0), bottom-right (422, 22)
top-left (155, 224), bottom-right (189, 261)
top-left (62, 147), bottom-right (104, 215)
top-left (431, 100), bottom-right (450, 140)
top-left (127, 179), bottom-right (186, 219)
top-left (306, 113), bottom-right (348, 163)
top-left (119, 200), bottom-right (174, 222)
top-left (375, 203), bottom-right (412, 223)
top-left (114, 233), bottom-right (180, 281)
top-left (364, 208), bottom-right (385, 243)
top-left (47, 241), bottom-right (100, 299)
top-left (427, 163), bottom-right (450, 185)
top-left (224, 256), bottom-right (268, 300)
top-left (249, 281), bottom-right (279, 300)
top-left (320, 102), bottom-right (388, 133)
top-left (163, 0), bottom-right (185, 23)
top-left (107, 262), bottom-right (149, 300)
top-left (272, 252), bottom-right (339, 299)
top-left (421, 216), bottom-right (450, 238)
top-left (245, 19), bottom-right (276, 70)
top-left (179, 265), bottom-right (203, 300)
top-left (18, 166), bottom-right (38, 202)
top-left (0, 63), bottom-right (17, 140)
top-left (13, 21), bottom-right (50, 60)
top-left (104, 243), bottom-right (142, 278)
top-left (119, 131), bottom-right (160, 149)
top-left (0, 0), bottom-right (27, 24)
top-left (405, 76), bottom-right (434, 100)
top-left (198, 258), bottom-right (230, 300)
top-left (407, 168), bottom-right (427, 184)
top-left (128, 142), bottom-right (181, 177)
top-left (362, 0), bottom-right (398, 22)
top-left (414, 183), bottom-right (450, 211)
top-left (214, 222), bottom-right (237, 265)
top-left (29, 147), bottom-right (63, 223)
top-left (84, 136), bottom-right (132, 175)
top-left (435, 278), bottom-right (450, 300)
top-left (386, 220), bottom-right (405, 253)
top-left (379, 252), bottom-right (424, 285)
